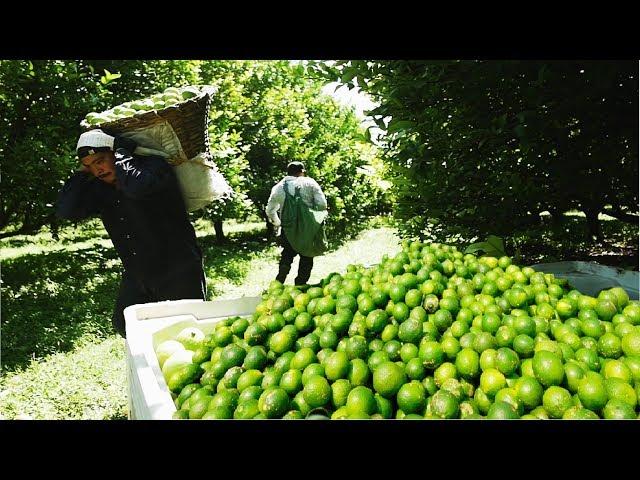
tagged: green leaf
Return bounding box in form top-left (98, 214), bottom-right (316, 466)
top-left (464, 242), bottom-right (490, 254)
top-left (386, 120), bottom-right (416, 135)
top-left (100, 69), bottom-right (122, 85)
top-left (485, 235), bottom-right (505, 253)
top-left (464, 235), bottom-right (506, 257)
top-left (341, 69), bottom-right (357, 84)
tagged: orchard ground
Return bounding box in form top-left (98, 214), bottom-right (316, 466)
top-left (0, 218), bottom-right (401, 420)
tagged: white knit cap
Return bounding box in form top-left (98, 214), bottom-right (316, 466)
top-left (76, 129), bottom-right (115, 152)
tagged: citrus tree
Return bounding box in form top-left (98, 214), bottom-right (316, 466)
top-left (311, 60), bottom-right (638, 244)
top-left (199, 60), bottom-right (388, 241)
top-left (0, 60), bottom-right (201, 237)
top-left (1, 60), bottom-right (389, 244)
top-left (0, 60), bottom-right (105, 237)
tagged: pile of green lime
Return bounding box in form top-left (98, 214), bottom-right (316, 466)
top-left (166, 240), bottom-right (640, 420)
top-left (83, 86), bottom-right (201, 126)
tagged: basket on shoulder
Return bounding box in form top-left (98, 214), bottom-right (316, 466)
top-left (80, 86), bottom-right (232, 212)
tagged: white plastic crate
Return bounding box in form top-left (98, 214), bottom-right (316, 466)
top-left (124, 296), bottom-right (261, 420)
top-left (531, 261), bottom-right (639, 300)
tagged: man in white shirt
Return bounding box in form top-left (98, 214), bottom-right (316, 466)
top-left (266, 161), bottom-right (328, 285)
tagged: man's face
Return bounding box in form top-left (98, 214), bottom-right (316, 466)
top-left (81, 151), bottom-right (116, 184)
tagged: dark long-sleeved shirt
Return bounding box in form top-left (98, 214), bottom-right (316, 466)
top-left (56, 149), bottom-right (202, 281)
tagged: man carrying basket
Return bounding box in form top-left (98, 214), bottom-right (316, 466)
top-left (56, 129), bottom-right (207, 337)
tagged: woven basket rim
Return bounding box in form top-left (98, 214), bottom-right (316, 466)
top-left (80, 92), bottom-right (212, 161)
top-left (79, 92), bottom-right (210, 131)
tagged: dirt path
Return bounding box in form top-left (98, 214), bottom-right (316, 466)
top-left (213, 227), bottom-right (402, 300)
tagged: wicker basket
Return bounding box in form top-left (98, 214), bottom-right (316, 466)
top-left (81, 92), bottom-right (213, 162)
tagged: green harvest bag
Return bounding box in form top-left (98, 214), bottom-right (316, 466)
top-left (280, 180), bottom-right (328, 257)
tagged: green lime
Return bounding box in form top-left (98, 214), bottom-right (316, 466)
top-left (532, 350), bottom-right (564, 387)
top-left (346, 386), bottom-right (377, 415)
top-left (487, 401), bottom-right (519, 419)
top-left (577, 371), bottom-right (608, 411)
top-left (373, 361), bottom-right (407, 398)
top-left (456, 348), bottom-right (480, 380)
top-left (598, 333), bottom-right (622, 359)
top-left (236, 369), bottom-right (263, 392)
top-left (602, 399), bottom-right (636, 419)
top-left (515, 375), bottom-right (543, 409)
top-left (397, 381), bottom-right (426, 414)
top-left (302, 375), bottom-right (331, 408)
top-left (419, 341), bottom-right (445, 369)
top-left (366, 309), bottom-right (390, 334)
top-left (429, 390), bottom-right (460, 419)
top-left (564, 361), bottom-right (586, 393)
top-left (302, 363), bottom-right (325, 385)
top-left (434, 362), bottom-right (458, 387)
top-left (405, 357), bottom-right (427, 380)
top-left (324, 351), bottom-right (350, 381)
top-left (495, 348), bottom-right (520, 377)
top-left (331, 378), bottom-right (352, 409)
top-left (368, 350), bottom-right (390, 372)
top-left (604, 378), bottom-right (637, 408)
top-left (233, 399), bottom-right (260, 419)
top-left (480, 368), bottom-right (507, 397)
top-left (398, 318), bottom-right (423, 344)
top-left (348, 359), bottom-right (371, 386)
top-left (400, 343), bottom-right (419, 363)
top-left (542, 386), bottom-right (573, 418)
top-left (258, 387), bottom-right (290, 419)
top-left (621, 331), bottom-right (640, 357)
top-left (479, 348), bottom-right (497, 371)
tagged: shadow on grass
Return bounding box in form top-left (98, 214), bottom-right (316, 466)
top-left (0, 225), bottom-right (277, 375)
top-left (1, 244), bottom-right (122, 375)
top-left (105, 412), bottom-right (129, 420)
top-left (0, 219), bottom-right (109, 250)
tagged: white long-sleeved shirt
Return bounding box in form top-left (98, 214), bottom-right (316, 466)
top-left (266, 175), bottom-right (327, 228)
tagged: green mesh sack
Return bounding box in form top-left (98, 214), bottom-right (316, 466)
top-left (280, 180), bottom-right (328, 258)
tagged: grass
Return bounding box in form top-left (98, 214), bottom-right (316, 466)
top-left (0, 337), bottom-right (128, 420)
top-left (0, 218), bottom-right (401, 419)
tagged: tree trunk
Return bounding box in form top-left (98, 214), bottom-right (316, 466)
top-left (0, 222), bottom-right (39, 239)
top-left (548, 207), bottom-right (563, 224)
top-left (213, 219), bottom-right (226, 244)
top-left (49, 215), bottom-right (60, 241)
top-left (0, 204), bottom-right (7, 231)
top-left (602, 206), bottom-right (639, 224)
top-left (585, 209), bottom-right (603, 242)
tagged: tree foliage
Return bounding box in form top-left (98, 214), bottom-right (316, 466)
top-left (312, 60), bottom-right (638, 243)
top-left (1, 60), bottom-right (388, 242)
top-left (0, 60), bottom-right (203, 236)
top-left (199, 60), bottom-right (388, 240)
top-left (1, 61), bottom-right (100, 235)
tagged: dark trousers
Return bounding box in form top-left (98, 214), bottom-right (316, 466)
top-left (276, 233), bottom-right (314, 285)
top-left (112, 261), bottom-right (207, 338)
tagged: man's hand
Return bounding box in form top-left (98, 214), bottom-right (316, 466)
top-left (113, 135), bottom-right (137, 154)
